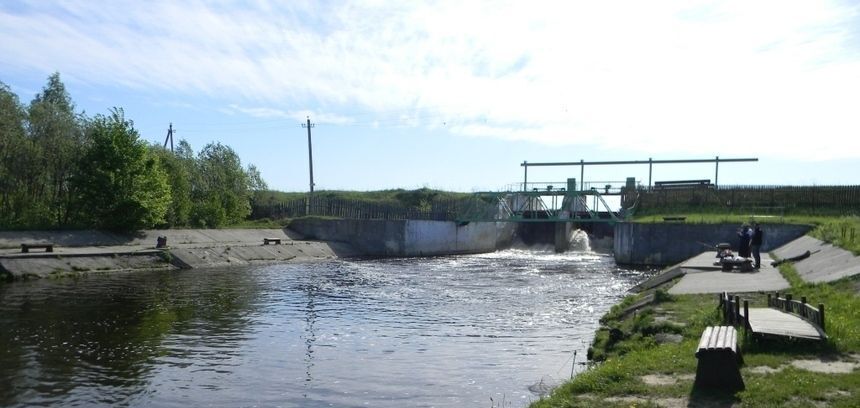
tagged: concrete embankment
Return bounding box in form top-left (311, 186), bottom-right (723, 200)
top-left (290, 218), bottom-right (516, 257)
top-left (0, 229), bottom-right (357, 280)
top-left (613, 222), bottom-right (811, 266)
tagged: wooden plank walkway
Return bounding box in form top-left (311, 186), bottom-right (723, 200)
top-left (740, 308), bottom-right (824, 340)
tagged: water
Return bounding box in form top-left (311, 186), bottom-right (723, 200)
top-left (0, 249), bottom-right (645, 407)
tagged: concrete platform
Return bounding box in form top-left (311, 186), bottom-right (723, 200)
top-left (669, 251), bottom-right (789, 295)
top-left (772, 235), bottom-right (860, 283)
top-left (0, 229), bottom-right (358, 280)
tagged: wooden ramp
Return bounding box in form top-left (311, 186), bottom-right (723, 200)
top-left (741, 308), bottom-right (824, 340)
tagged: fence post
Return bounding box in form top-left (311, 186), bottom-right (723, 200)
top-left (819, 304), bottom-right (826, 332)
top-left (743, 300), bottom-right (750, 330)
top-left (767, 293), bottom-right (772, 307)
top-left (801, 296), bottom-right (807, 318)
top-left (734, 296), bottom-right (741, 325)
top-left (785, 294), bottom-right (792, 313)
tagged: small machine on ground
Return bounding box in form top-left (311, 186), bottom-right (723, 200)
top-left (712, 242), bottom-right (754, 272)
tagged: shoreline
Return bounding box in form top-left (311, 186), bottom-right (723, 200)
top-left (533, 234), bottom-right (860, 407)
top-left (0, 228), bottom-right (357, 281)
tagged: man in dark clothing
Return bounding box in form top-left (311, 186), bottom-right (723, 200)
top-left (751, 222), bottom-right (763, 268)
top-left (738, 224), bottom-right (752, 258)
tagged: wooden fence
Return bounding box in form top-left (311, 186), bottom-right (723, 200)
top-left (768, 292), bottom-right (826, 333)
top-left (719, 292), bottom-right (826, 334)
top-left (638, 185), bottom-right (860, 214)
top-left (251, 196), bottom-right (482, 221)
top-left (719, 292), bottom-right (750, 330)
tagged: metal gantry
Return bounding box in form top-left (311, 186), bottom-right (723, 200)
top-left (455, 187), bottom-right (621, 224)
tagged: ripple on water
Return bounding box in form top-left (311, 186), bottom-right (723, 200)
top-left (0, 249), bottom-right (646, 408)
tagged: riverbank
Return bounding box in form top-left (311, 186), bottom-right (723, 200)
top-left (531, 235), bottom-right (860, 407)
top-left (0, 228), bottom-right (357, 280)
top-left (0, 219), bottom-right (517, 281)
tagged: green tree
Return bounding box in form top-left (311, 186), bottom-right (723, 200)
top-left (73, 109), bottom-right (170, 231)
top-left (27, 72), bottom-right (86, 226)
top-left (0, 81), bottom-right (43, 227)
top-left (191, 142), bottom-right (251, 227)
top-left (150, 146), bottom-right (192, 227)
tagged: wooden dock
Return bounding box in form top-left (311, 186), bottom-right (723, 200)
top-left (740, 308), bottom-right (824, 340)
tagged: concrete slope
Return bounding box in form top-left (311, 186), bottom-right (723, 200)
top-left (0, 229), bottom-right (358, 280)
top-left (0, 228), bottom-right (299, 250)
top-left (668, 251), bottom-right (789, 295)
top-left (772, 235), bottom-right (860, 283)
top-left (0, 251), bottom-right (172, 280)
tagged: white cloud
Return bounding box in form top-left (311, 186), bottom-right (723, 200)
top-left (1, 0), bottom-right (858, 160)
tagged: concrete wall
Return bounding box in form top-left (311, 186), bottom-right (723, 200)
top-left (614, 222), bottom-right (811, 266)
top-left (290, 219), bottom-right (514, 257)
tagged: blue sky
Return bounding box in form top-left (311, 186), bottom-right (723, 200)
top-left (2, 0), bottom-right (859, 192)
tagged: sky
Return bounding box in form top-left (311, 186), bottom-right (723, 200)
top-left (2, 0), bottom-right (859, 192)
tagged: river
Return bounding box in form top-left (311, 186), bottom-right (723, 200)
top-left (0, 248), bottom-right (645, 407)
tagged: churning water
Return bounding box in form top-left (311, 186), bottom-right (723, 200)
top-left (0, 249), bottom-right (645, 407)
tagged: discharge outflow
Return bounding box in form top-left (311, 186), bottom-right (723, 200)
top-left (569, 229), bottom-right (592, 252)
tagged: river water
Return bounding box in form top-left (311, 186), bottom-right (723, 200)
top-left (0, 248), bottom-right (645, 407)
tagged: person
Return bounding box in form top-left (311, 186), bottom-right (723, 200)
top-left (751, 222), bottom-right (763, 268)
top-left (737, 224), bottom-right (752, 258)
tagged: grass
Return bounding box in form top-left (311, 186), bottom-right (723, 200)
top-left (252, 188), bottom-right (472, 207)
top-left (531, 261), bottom-right (860, 407)
top-left (808, 216), bottom-right (860, 255)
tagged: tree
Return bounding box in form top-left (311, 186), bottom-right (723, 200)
top-left (150, 146), bottom-right (192, 227)
top-left (27, 72), bottom-right (85, 226)
top-left (191, 142), bottom-right (251, 227)
top-left (0, 81), bottom-right (41, 227)
top-left (73, 109), bottom-right (170, 231)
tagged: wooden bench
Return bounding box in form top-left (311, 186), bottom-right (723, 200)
top-left (694, 326), bottom-right (744, 390)
top-left (21, 243), bottom-right (54, 253)
top-left (263, 238), bottom-right (282, 245)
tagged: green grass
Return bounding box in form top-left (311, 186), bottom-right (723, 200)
top-left (532, 264), bottom-right (860, 407)
top-left (253, 188), bottom-right (472, 208)
top-left (631, 213), bottom-right (826, 226)
top-left (223, 218), bottom-right (288, 229)
top-left (808, 216), bottom-right (860, 255)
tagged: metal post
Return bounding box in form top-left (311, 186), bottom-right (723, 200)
top-left (648, 157), bottom-right (653, 188)
top-left (523, 161), bottom-right (528, 191)
top-left (580, 159), bottom-right (584, 191)
top-left (743, 300), bottom-right (749, 330)
top-left (715, 156), bottom-right (719, 187)
top-left (785, 294), bottom-right (792, 312)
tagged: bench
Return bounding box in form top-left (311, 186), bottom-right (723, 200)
top-left (263, 238), bottom-right (282, 245)
top-left (694, 326), bottom-right (744, 390)
top-left (662, 216), bottom-right (686, 222)
top-left (21, 243), bottom-right (54, 253)
top-left (654, 179), bottom-right (711, 190)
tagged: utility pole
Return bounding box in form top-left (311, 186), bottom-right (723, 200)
top-left (302, 116), bottom-right (315, 193)
top-left (163, 123), bottom-right (175, 152)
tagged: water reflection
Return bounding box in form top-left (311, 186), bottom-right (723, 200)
top-left (0, 249), bottom-right (645, 408)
